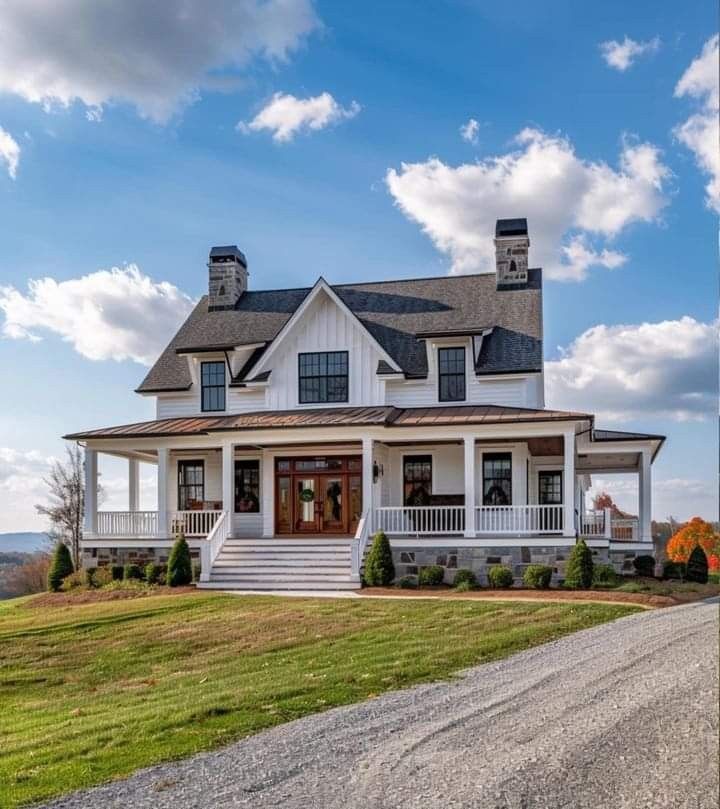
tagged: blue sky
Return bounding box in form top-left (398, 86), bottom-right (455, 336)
top-left (0, 0), bottom-right (717, 531)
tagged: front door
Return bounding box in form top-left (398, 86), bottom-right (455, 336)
top-left (294, 476), bottom-right (320, 532)
top-left (319, 474), bottom-right (345, 532)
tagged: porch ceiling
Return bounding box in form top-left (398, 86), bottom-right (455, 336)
top-left (576, 451), bottom-right (640, 472)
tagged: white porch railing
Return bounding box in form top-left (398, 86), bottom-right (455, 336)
top-left (476, 505), bottom-right (564, 535)
top-left (375, 506), bottom-right (465, 536)
top-left (199, 510), bottom-right (230, 582)
top-left (96, 511), bottom-right (159, 538)
top-left (351, 510), bottom-right (372, 578)
top-left (611, 518), bottom-right (639, 542)
top-left (168, 510), bottom-right (223, 537)
top-left (579, 508), bottom-right (611, 538)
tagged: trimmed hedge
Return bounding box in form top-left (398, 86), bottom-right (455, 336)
top-left (363, 531), bottom-right (395, 586)
top-left (111, 565), bottom-right (124, 581)
top-left (662, 560), bottom-right (685, 580)
top-left (523, 564), bottom-right (552, 589)
top-left (564, 539), bottom-right (593, 589)
top-left (395, 575), bottom-right (417, 589)
top-left (167, 533), bottom-right (193, 587)
top-left (418, 565), bottom-right (444, 586)
top-left (91, 567), bottom-right (113, 587)
top-left (48, 542), bottom-right (74, 592)
top-left (633, 555), bottom-right (656, 577)
top-left (453, 568), bottom-right (477, 588)
top-left (686, 544), bottom-right (709, 584)
top-left (123, 564), bottom-right (143, 581)
top-left (487, 565), bottom-right (513, 589)
top-left (592, 563), bottom-right (620, 587)
top-left (144, 562), bottom-right (167, 585)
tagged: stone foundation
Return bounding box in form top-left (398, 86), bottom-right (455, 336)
top-left (82, 546), bottom-right (200, 568)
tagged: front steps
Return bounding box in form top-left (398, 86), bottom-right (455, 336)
top-left (197, 537), bottom-right (360, 591)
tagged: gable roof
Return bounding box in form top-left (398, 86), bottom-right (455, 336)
top-left (136, 270), bottom-right (542, 393)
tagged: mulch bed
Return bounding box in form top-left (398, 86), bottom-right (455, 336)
top-left (28, 586), bottom-right (199, 608)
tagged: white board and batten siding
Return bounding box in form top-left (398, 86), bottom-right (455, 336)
top-left (386, 373), bottom-right (540, 409)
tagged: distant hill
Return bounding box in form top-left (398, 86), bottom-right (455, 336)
top-left (0, 532), bottom-right (49, 553)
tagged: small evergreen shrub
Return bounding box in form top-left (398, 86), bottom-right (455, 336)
top-left (111, 565), bottom-right (124, 581)
top-left (686, 544), bottom-right (709, 584)
top-left (418, 564), bottom-right (444, 586)
top-left (523, 564), bottom-right (552, 589)
top-left (60, 570), bottom-right (88, 591)
top-left (662, 560), bottom-right (685, 580)
top-left (395, 575), bottom-right (417, 589)
top-left (633, 555), bottom-right (656, 577)
top-left (363, 531), bottom-right (395, 586)
top-left (144, 562), bottom-right (161, 584)
top-left (92, 567), bottom-right (113, 587)
top-left (167, 532), bottom-right (193, 587)
top-left (123, 563), bottom-right (143, 581)
top-left (454, 580), bottom-right (473, 593)
top-left (487, 565), bottom-right (513, 589)
top-left (592, 563), bottom-right (620, 587)
top-left (453, 568), bottom-right (477, 588)
top-left (564, 539), bottom-right (593, 589)
top-left (47, 542), bottom-right (74, 592)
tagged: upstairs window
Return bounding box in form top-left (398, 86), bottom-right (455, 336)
top-left (201, 361), bottom-right (226, 412)
top-left (438, 347), bottom-right (466, 402)
top-left (298, 351), bottom-right (348, 404)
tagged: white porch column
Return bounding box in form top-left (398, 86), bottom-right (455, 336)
top-left (157, 448), bottom-right (169, 538)
top-left (639, 449), bottom-right (652, 543)
top-left (463, 435), bottom-right (476, 537)
top-left (563, 430), bottom-right (576, 538)
top-left (128, 458), bottom-right (140, 512)
top-left (362, 437), bottom-right (374, 533)
top-left (261, 448), bottom-right (274, 537)
top-left (222, 442), bottom-right (234, 515)
top-left (83, 447), bottom-right (98, 534)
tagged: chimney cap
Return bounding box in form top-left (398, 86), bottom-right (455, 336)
top-left (495, 218), bottom-right (528, 237)
top-left (209, 245), bottom-right (247, 268)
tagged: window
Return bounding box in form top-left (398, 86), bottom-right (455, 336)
top-left (178, 460), bottom-right (204, 510)
top-left (201, 361), bottom-right (226, 412)
top-left (298, 351), bottom-right (348, 404)
top-left (483, 453), bottom-right (511, 505)
top-left (235, 460), bottom-right (260, 513)
top-left (438, 347), bottom-right (466, 402)
top-left (403, 455), bottom-right (432, 506)
top-left (538, 471), bottom-right (562, 505)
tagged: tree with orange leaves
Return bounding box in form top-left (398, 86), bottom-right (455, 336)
top-left (666, 517), bottom-right (720, 572)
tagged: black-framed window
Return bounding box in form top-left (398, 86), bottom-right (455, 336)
top-left (235, 460), bottom-right (260, 513)
top-left (403, 455), bottom-right (432, 506)
top-left (438, 347), bottom-right (466, 402)
top-left (298, 351), bottom-right (348, 404)
top-left (178, 460), bottom-right (204, 510)
top-left (538, 471), bottom-right (563, 505)
top-left (201, 361), bottom-right (226, 412)
top-left (483, 453), bottom-right (511, 505)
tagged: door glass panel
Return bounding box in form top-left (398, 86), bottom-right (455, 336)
top-left (277, 477), bottom-right (291, 531)
top-left (322, 476), bottom-right (343, 526)
top-left (349, 475), bottom-right (362, 527)
top-left (296, 477), bottom-right (317, 527)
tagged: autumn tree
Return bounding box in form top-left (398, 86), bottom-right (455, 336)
top-left (592, 492), bottom-right (631, 518)
top-left (666, 517), bottom-right (720, 573)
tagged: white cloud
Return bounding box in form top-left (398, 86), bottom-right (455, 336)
top-left (239, 92), bottom-right (360, 142)
top-left (546, 316), bottom-right (717, 421)
top-left (0, 126), bottom-right (20, 178)
top-left (0, 0), bottom-right (319, 123)
top-left (600, 36), bottom-right (661, 71)
top-left (0, 265), bottom-right (195, 365)
top-left (385, 128), bottom-right (670, 280)
top-left (460, 118), bottom-right (480, 145)
top-left (673, 35), bottom-right (720, 212)
top-left (0, 448), bottom-right (56, 533)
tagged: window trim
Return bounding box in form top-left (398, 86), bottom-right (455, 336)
top-left (200, 360), bottom-right (226, 412)
top-left (437, 345), bottom-right (467, 403)
top-left (297, 350), bottom-right (349, 405)
top-left (177, 459), bottom-right (205, 511)
top-left (482, 451), bottom-right (512, 506)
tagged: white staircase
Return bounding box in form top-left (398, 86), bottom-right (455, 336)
top-left (197, 537), bottom-right (361, 591)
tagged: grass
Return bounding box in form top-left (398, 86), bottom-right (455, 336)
top-left (0, 591), bottom-right (638, 807)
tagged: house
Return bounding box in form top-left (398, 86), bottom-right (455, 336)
top-left (65, 219), bottom-right (664, 589)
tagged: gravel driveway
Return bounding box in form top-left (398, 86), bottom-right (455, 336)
top-left (43, 599), bottom-right (719, 809)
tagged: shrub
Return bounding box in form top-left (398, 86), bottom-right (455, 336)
top-left (487, 565), bottom-right (513, 589)
top-left (47, 542), bottom-right (74, 592)
top-left (167, 532), bottom-right (193, 587)
top-left (418, 564), bottom-right (444, 586)
top-left (709, 573), bottom-right (720, 585)
top-left (662, 560), bottom-right (685, 580)
top-left (123, 563), bottom-right (143, 581)
top-left (144, 562), bottom-right (161, 584)
top-left (192, 561), bottom-right (202, 583)
top-left (363, 531), bottom-right (395, 586)
top-left (395, 575), bottom-right (417, 589)
top-left (455, 580), bottom-right (474, 593)
top-left (633, 555), bottom-right (656, 577)
top-left (686, 544), bottom-right (709, 584)
top-left (92, 566), bottom-right (113, 587)
top-left (453, 568), bottom-right (477, 588)
top-left (564, 539), bottom-right (593, 589)
top-left (111, 565), bottom-right (124, 581)
top-left (592, 563), bottom-right (620, 587)
top-left (523, 564), bottom-right (552, 589)
top-left (61, 570), bottom-right (89, 591)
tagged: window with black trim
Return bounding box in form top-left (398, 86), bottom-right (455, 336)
top-left (438, 347), bottom-right (466, 402)
top-left (483, 453), bottom-right (511, 505)
top-left (403, 455), bottom-right (432, 506)
top-left (201, 361), bottom-right (226, 412)
top-left (298, 351), bottom-right (348, 404)
top-left (178, 460), bottom-right (204, 510)
top-left (235, 460), bottom-right (260, 513)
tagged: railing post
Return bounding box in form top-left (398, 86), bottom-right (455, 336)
top-left (463, 436), bottom-right (476, 537)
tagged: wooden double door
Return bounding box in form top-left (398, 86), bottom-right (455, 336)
top-left (275, 456), bottom-right (362, 535)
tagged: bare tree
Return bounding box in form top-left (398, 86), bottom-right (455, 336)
top-left (35, 443), bottom-right (89, 568)
top-left (2, 553), bottom-right (50, 597)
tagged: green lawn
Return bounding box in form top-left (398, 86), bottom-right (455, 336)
top-left (0, 591), bottom-right (638, 807)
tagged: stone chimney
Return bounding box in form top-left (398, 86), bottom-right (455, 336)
top-left (208, 245), bottom-right (248, 310)
top-left (494, 218), bottom-right (529, 288)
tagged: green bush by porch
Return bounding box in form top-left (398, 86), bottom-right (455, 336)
top-left (363, 531), bottom-right (395, 586)
top-left (167, 532), bottom-right (193, 587)
top-left (564, 539), bottom-right (593, 589)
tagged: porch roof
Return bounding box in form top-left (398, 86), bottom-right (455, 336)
top-left (64, 404), bottom-right (592, 441)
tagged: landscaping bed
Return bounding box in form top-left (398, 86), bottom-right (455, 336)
top-left (28, 584), bottom-right (199, 607)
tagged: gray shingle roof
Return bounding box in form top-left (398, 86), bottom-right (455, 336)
top-left (137, 271), bottom-right (542, 393)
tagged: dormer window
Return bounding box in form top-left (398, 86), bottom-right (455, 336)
top-left (438, 347), bottom-right (466, 402)
top-left (201, 361), bottom-right (226, 411)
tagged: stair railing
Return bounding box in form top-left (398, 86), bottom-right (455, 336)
top-left (351, 509), bottom-right (372, 580)
top-left (199, 510), bottom-right (230, 583)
